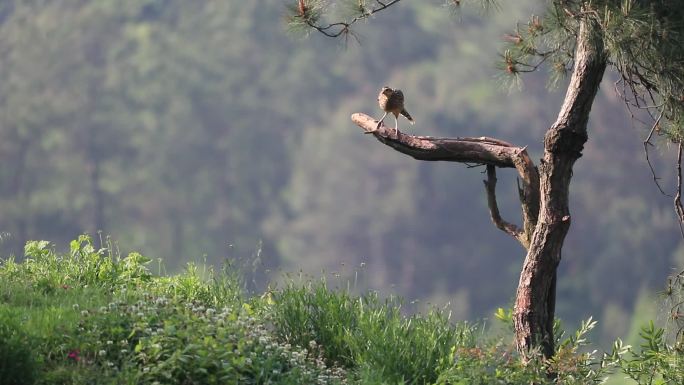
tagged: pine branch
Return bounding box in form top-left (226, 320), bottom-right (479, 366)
top-left (290, 0), bottom-right (404, 38)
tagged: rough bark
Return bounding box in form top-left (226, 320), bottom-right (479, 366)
top-left (352, 113), bottom-right (540, 247)
top-left (513, 19), bottom-right (607, 358)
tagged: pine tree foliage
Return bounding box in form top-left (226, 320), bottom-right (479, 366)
top-left (500, 0), bottom-right (683, 142)
top-left (666, 268), bottom-right (684, 344)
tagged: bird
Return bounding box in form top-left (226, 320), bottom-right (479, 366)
top-left (376, 86), bottom-right (414, 136)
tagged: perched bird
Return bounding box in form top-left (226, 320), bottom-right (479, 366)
top-left (377, 86), bottom-right (414, 136)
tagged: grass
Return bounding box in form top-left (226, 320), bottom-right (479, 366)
top-left (271, 281), bottom-right (474, 383)
top-left (0, 235), bottom-right (682, 384)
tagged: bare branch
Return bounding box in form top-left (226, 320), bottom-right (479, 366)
top-left (514, 52), bottom-right (553, 73)
top-left (483, 165), bottom-right (528, 247)
top-left (352, 112), bottom-right (539, 246)
top-left (643, 110), bottom-right (673, 197)
top-left (353, 113), bottom-right (525, 166)
top-left (675, 143), bottom-right (684, 238)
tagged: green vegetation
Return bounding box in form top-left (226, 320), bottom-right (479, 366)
top-left (0, 1), bottom-right (682, 344)
top-left (1, 236), bottom-right (344, 384)
top-left (1, 236), bottom-right (682, 384)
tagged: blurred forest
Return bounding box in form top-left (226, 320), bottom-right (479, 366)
top-left (0, 0), bottom-right (682, 344)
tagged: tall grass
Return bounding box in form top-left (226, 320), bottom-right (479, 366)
top-left (272, 280), bottom-right (475, 384)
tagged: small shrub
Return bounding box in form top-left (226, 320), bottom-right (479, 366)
top-left (615, 270), bottom-right (684, 385)
top-left (16, 236), bottom-right (153, 292)
top-left (73, 292), bottom-right (346, 384)
top-left (438, 318), bottom-right (624, 385)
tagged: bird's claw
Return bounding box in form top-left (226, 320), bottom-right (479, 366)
top-left (364, 120), bottom-right (382, 134)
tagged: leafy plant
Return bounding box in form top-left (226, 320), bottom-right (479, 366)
top-left (619, 321), bottom-right (684, 385)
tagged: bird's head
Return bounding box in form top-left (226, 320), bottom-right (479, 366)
top-left (380, 86), bottom-right (393, 96)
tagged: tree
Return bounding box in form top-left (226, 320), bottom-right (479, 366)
top-left (289, 0), bottom-right (684, 358)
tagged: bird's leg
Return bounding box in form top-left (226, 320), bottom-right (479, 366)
top-left (376, 112), bottom-right (387, 131)
top-left (394, 115), bottom-right (399, 137)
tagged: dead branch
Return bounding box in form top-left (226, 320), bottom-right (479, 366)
top-left (675, 143), bottom-right (684, 238)
top-left (354, 113), bottom-right (527, 166)
top-left (642, 110), bottom-right (672, 197)
top-left (483, 165), bottom-right (528, 246)
top-left (352, 112), bottom-right (539, 246)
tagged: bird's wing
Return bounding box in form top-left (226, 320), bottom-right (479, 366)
top-left (393, 89), bottom-right (404, 101)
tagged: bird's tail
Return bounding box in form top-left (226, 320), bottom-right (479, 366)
top-left (401, 109), bottom-right (415, 125)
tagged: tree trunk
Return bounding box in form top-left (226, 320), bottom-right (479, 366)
top-left (513, 19), bottom-right (607, 358)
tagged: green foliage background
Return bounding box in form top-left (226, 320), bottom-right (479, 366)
top-left (0, 0), bottom-right (682, 344)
